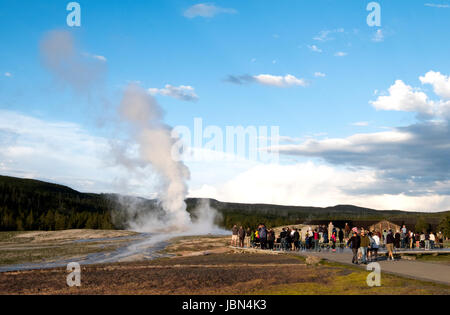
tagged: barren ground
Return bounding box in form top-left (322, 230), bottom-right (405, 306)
top-left (0, 232), bottom-right (449, 295)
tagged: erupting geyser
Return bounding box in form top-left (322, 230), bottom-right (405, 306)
top-left (119, 84), bottom-right (192, 231)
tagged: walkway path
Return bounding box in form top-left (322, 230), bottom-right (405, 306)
top-left (297, 250), bottom-right (450, 285)
top-left (234, 247), bottom-right (450, 285)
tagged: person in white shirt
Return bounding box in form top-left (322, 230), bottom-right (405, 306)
top-left (429, 232), bottom-right (436, 249)
top-left (369, 232), bottom-right (380, 262)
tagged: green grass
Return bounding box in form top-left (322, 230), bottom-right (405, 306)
top-left (412, 253), bottom-right (450, 264)
top-left (254, 259), bottom-right (450, 295)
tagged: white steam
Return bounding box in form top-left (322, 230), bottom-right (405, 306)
top-left (39, 30), bottom-right (222, 235)
top-left (118, 84), bottom-right (194, 231)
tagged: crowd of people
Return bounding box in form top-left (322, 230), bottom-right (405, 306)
top-left (231, 222), bottom-right (446, 264)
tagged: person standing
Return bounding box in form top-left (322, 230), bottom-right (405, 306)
top-left (259, 224), bottom-right (267, 250)
top-left (415, 232), bottom-right (420, 249)
top-left (313, 229), bottom-right (320, 251)
top-left (344, 223), bottom-right (351, 240)
top-left (267, 228), bottom-right (275, 250)
top-left (394, 231), bottom-right (401, 249)
top-left (429, 232), bottom-right (436, 249)
top-left (280, 228), bottom-right (287, 251)
top-left (370, 232), bottom-right (380, 262)
top-left (231, 225), bottom-right (238, 247)
top-left (246, 228), bottom-right (251, 248)
top-left (360, 230), bottom-right (370, 264)
top-left (293, 228), bottom-right (300, 251)
top-left (238, 226), bottom-right (245, 248)
top-left (331, 231), bottom-right (337, 252)
top-left (328, 222), bottom-right (334, 240)
top-left (338, 229), bottom-right (344, 245)
top-left (386, 230), bottom-right (395, 261)
top-left (347, 231), bottom-right (361, 264)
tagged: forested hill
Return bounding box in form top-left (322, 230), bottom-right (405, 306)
top-left (0, 175), bottom-right (448, 231)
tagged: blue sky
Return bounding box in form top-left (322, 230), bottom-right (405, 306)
top-left (1, 1), bottom-right (450, 211)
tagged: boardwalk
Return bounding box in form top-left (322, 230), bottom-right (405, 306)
top-left (299, 250), bottom-right (450, 285)
top-left (236, 247), bottom-right (450, 285)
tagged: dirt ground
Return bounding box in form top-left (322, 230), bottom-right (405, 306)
top-left (1, 251), bottom-right (449, 295)
top-left (0, 230), bottom-right (138, 266)
top-left (1, 232), bottom-right (449, 295)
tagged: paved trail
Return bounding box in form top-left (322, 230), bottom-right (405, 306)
top-left (297, 250), bottom-right (450, 285)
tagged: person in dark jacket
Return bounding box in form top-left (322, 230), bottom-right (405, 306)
top-left (347, 232), bottom-right (361, 264)
top-left (338, 229), bottom-right (344, 244)
top-left (359, 230), bottom-right (370, 264)
top-left (267, 229), bottom-right (275, 250)
top-left (259, 224), bottom-right (267, 250)
top-left (394, 231), bottom-right (401, 249)
top-left (293, 229), bottom-right (300, 251)
top-left (280, 228), bottom-right (287, 251)
top-left (386, 230), bottom-right (395, 261)
top-left (238, 226), bottom-right (246, 248)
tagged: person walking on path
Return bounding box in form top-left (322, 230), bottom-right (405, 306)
top-left (386, 230), bottom-right (395, 261)
top-left (360, 230), bottom-right (370, 264)
top-left (231, 225), bottom-right (238, 247)
top-left (348, 231), bottom-right (361, 264)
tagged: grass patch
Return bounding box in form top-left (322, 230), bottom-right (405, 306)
top-left (253, 256), bottom-right (450, 295)
top-left (412, 253), bottom-right (450, 264)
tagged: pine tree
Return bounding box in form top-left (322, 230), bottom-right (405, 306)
top-left (16, 217), bottom-right (24, 231)
top-left (54, 212), bottom-right (66, 230)
top-left (44, 210), bottom-right (55, 230)
top-left (25, 211), bottom-right (34, 230)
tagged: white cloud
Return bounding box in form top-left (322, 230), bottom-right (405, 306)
top-left (92, 55), bottom-right (107, 62)
top-left (314, 72), bottom-right (326, 78)
top-left (420, 71), bottom-right (450, 99)
top-left (351, 121), bottom-right (369, 127)
top-left (189, 161), bottom-right (450, 211)
top-left (313, 28), bottom-right (344, 41)
top-left (4, 72), bottom-right (12, 77)
top-left (334, 51), bottom-right (348, 57)
top-left (372, 29), bottom-right (384, 42)
top-left (148, 84), bottom-right (199, 102)
top-left (3, 110), bottom-right (450, 212)
top-left (308, 45), bottom-right (322, 53)
top-left (253, 74), bottom-right (308, 87)
top-left (370, 80), bottom-right (433, 114)
top-left (184, 3), bottom-right (237, 18)
top-left (0, 110), bottom-right (177, 199)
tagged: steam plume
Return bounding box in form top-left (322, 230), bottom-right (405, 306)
top-left (118, 84), bottom-right (191, 229)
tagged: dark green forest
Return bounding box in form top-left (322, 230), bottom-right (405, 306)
top-left (1, 175), bottom-right (449, 234)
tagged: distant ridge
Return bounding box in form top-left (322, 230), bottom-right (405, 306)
top-left (0, 174), bottom-right (448, 231)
